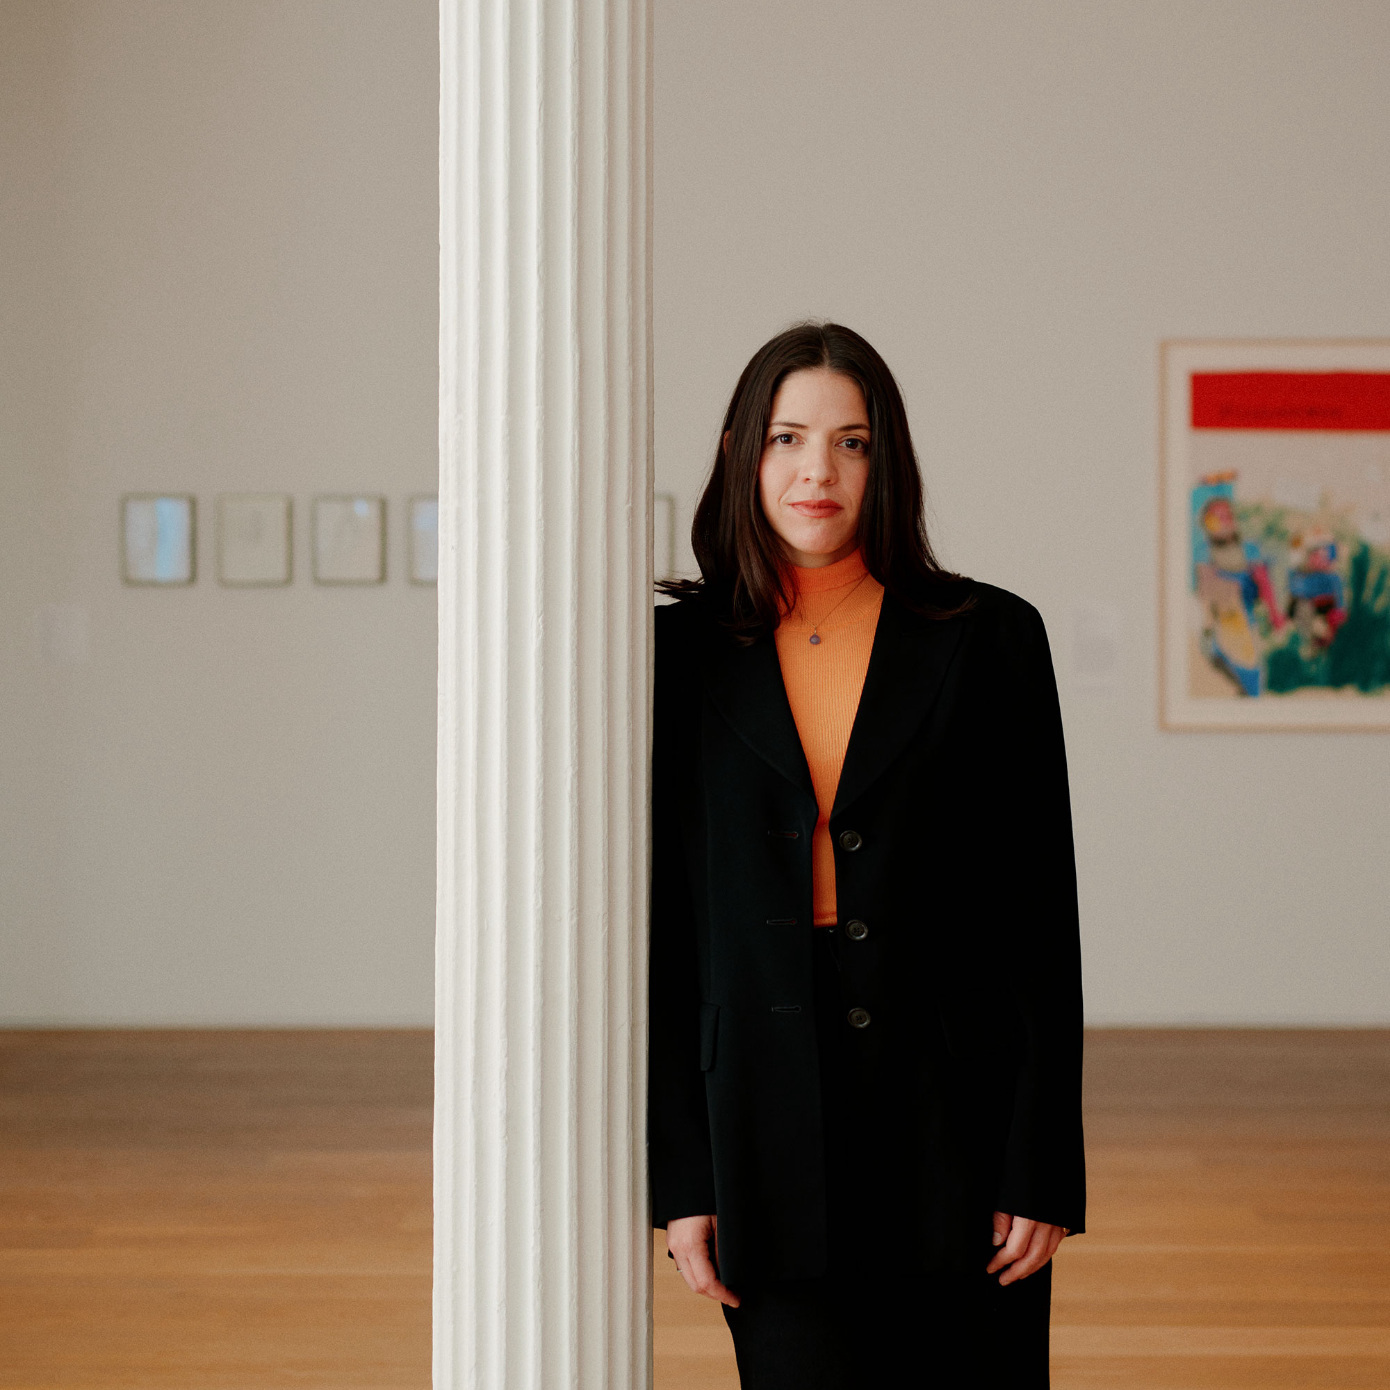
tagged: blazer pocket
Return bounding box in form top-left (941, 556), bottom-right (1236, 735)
top-left (698, 1002), bottom-right (719, 1072)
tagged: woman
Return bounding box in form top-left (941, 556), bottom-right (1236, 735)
top-left (649, 323), bottom-right (1084, 1388)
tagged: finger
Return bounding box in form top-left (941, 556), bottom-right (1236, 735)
top-left (667, 1234), bottom-right (699, 1289)
top-left (681, 1238), bottom-right (740, 1307)
top-left (669, 1228), bottom-right (731, 1304)
top-left (672, 1250), bottom-right (702, 1296)
top-left (997, 1225), bottom-right (1049, 1284)
top-left (998, 1224), bottom-right (1061, 1285)
top-left (669, 1238), bottom-right (703, 1292)
top-left (991, 1210), bottom-right (1011, 1248)
top-left (986, 1217), bottom-right (1035, 1274)
top-left (984, 1210), bottom-right (1014, 1271)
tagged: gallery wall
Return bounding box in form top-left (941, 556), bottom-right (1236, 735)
top-left (653, 0), bottom-right (1390, 1024)
top-left (4, 2), bottom-right (1386, 1027)
top-left (0, 1), bottom-right (438, 1024)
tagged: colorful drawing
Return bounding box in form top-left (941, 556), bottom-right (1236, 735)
top-left (1162, 342), bottom-right (1390, 729)
top-left (1190, 475), bottom-right (1285, 696)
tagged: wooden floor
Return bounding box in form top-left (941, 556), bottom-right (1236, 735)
top-left (0, 1031), bottom-right (1385, 1389)
top-left (0, 1031), bottom-right (433, 1390)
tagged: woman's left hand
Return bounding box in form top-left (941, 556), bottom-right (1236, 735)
top-left (985, 1211), bottom-right (1066, 1285)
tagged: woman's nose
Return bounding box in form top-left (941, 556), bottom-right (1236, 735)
top-left (802, 441), bottom-right (836, 482)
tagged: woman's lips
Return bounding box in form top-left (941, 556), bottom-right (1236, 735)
top-left (788, 500), bottom-right (842, 517)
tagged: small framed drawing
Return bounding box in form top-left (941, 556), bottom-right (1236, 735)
top-left (217, 494), bottom-right (291, 586)
top-left (408, 495), bottom-right (438, 585)
top-left (312, 495), bottom-right (385, 585)
top-left (1161, 339), bottom-right (1390, 730)
top-left (122, 494), bottom-right (195, 585)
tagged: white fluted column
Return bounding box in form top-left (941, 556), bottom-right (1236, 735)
top-left (435, 0), bottom-right (652, 1386)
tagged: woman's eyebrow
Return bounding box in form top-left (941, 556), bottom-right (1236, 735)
top-left (767, 420), bottom-right (870, 431)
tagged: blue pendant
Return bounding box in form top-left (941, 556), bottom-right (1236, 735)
top-left (809, 633), bottom-right (821, 645)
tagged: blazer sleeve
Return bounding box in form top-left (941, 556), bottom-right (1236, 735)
top-left (992, 599), bottom-right (1087, 1235)
top-left (647, 603), bottom-right (718, 1227)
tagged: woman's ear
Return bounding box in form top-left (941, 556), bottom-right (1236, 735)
top-left (722, 429), bottom-right (731, 459)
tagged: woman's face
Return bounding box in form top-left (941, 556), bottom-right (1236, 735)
top-left (754, 368), bottom-right (871, 568)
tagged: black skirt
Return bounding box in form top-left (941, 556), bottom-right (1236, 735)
top-left (720, 926), bottom-right (1053, 1390)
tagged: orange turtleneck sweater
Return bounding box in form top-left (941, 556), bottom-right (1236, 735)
top-left (774, 548), bottom-right (885, 927)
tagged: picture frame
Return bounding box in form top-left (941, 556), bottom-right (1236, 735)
top-left (312, 495), bottom-right (386, 585)
top-left (122, 494), bottom-right (196, 585)
top-left (1160, 339), bottom-right (1390, 730)
top-left (216, 494), bottom-right (292, 586)
top-left (408, 495), bottom-right (438, 585)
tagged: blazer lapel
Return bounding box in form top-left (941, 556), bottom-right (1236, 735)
top-left (832, 592), bottom-right (965, 819)
top-left (701, 625), bottom-right (817, 805)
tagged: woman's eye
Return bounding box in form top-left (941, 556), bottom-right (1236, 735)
top-left (842, 437), bottom-right (868, 451)
top-left (771, 433), bottom-right (795, 446)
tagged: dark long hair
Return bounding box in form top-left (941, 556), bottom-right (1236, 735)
top-left (659, 321), bottom-right (970, 640)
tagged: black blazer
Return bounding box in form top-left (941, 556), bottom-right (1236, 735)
top-left (648, 579), bottom-right (1085, 1288)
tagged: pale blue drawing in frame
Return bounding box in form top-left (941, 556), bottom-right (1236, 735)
top-left (122, 495), bottom-right (195, 585)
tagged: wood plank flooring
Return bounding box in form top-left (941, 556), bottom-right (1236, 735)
top-left (0, 1029), bottom-right (1385, 1388)
top-left (1056, 1029), bottom-right (1390, 1390)
top-left (0, 1030), bottom-right (432, 1389)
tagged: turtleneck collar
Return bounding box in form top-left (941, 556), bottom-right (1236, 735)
top-left (790, 547), bottom-right (869, 594)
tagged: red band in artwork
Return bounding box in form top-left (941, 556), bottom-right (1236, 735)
top-left (1191, 372), bottom-right (1390, 431)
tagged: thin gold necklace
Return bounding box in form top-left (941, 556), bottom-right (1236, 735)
top-left (805, 571), bottom-right (871, 645)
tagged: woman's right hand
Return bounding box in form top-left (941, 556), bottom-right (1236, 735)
top-left (666, 1215), bottom-right (740, 1307)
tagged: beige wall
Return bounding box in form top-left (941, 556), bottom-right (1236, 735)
top-left (4, 1), bottom-right (1387, 1027)
top-left (0, 1), bottom-right (438, 1024)
top-left (653, 0), bottom-right (1390, 1024)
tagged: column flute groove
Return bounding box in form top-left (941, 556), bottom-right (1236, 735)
top-left (437, 0), bottom-right (652, 1386)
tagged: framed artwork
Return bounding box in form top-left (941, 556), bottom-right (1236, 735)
top-left (1161, 340), bottom-right (1390, 730)
top-left (122, 494), bottom-right (195, 585)
top-left (217, 494), bottom-right (291, 586)
top-left (408, 495), bottom-right (438, 585)
top-left (312, 495), bottom-right (385, 585)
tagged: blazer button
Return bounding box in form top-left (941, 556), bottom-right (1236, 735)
top-left (844, 919), bottom-right (868, 941)
top-left (838, 829), bottom-right (863, 852)
top-left (847, 1007), bottom-right (871, 1029)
